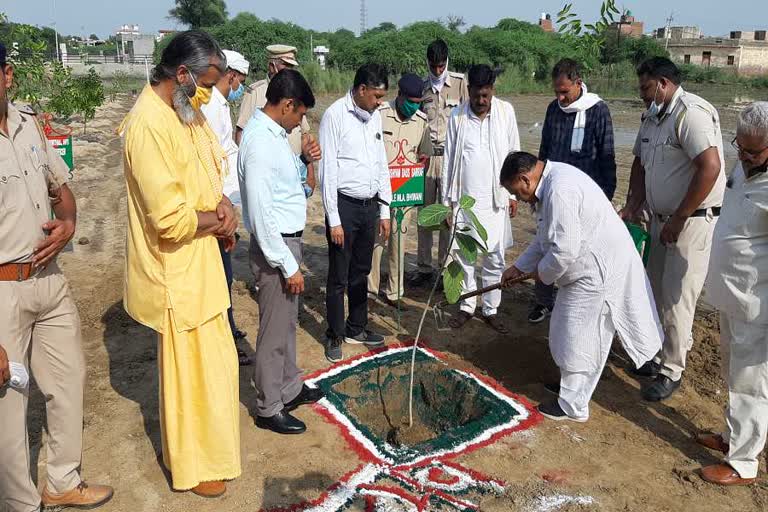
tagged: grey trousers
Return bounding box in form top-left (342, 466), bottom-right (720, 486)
top-left (0, 265), bottom-right (85, 512)
top-left (249, 236), bottom-right (304, 417)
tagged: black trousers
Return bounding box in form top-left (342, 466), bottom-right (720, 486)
top-left (325, 194), bottom-right (379, 339)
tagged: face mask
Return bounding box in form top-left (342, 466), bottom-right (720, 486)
top-left (351, 90), bottom-right (372, 123)
top-left (646, 83), bottom-right (665, 118)
top-left (399, 98), bottom-right (421, 119)
top-left (188, 73), bottom-right (213, 109)
top-left (228, 83), bottom-right (244, 102)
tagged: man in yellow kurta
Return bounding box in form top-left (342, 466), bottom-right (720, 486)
top-left (119, 30), bottom-right (241, 498)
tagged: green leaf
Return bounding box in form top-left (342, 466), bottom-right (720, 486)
top-left (455, 233), bottom-right (478, 265)
top-left (442, 260), bottom-right (464, 304)
top-left (466, 210), bottom-right (488, 243)
top-left (417, 204), bottom-right (451, 228)
top-left (459, 195), bottom-right (476, 210)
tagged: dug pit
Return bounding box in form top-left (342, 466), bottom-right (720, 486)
top-left (313, 348), bottom-right (528, 464)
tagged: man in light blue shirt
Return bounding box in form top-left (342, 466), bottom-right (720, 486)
top-left (238, 69), bottom-right (323, 435)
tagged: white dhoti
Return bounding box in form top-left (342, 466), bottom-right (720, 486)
top-left (719, 313), bottom-right (768, 479)
top-left (515, 161), bottom-right (663, 420)
top-left (456, 204), bottom-right (512, 317)
top-left (549, 254), bottom-right (661, 419)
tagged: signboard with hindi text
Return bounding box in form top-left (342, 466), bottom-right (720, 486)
top-left (389, 139), bottom-right (425, 207)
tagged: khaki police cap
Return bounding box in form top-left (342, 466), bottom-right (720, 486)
top-left (266, 44), bottom-right (299, 66)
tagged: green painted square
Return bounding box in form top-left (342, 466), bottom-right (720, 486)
top-left (314, 349), bottom-right (525, 465)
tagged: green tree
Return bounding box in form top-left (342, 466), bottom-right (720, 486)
top-left (169, 0), bottom-right (228, 29)
top-left (365, 22), bottom-right (396, 35)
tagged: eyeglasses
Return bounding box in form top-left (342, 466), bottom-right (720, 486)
top-left (732, 137), bottom-right (768, 158)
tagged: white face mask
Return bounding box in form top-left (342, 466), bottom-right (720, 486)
top-left (351, 89), bottom-right (372, 123)
top-left (646, 82), bottom-right (666, 117)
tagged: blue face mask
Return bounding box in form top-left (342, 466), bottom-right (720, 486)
top-left (228, 83), bottom-right (245, 102)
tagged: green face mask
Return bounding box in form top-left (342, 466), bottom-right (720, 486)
top-left (399, 98), bottom-right (421, 118)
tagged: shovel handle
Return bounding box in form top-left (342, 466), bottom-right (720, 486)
top-left (435, 272), bottom-right (535, 308)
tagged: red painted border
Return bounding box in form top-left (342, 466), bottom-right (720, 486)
top-left (306, 341), bottom-right (542, 467)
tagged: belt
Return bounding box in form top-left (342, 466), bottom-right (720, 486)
top-left (655, 207), bottom-right (721, 222)
top-left (0, 262), bottom-right (36, 282)
top-left (338, 193), bottom-right (387, 207)
top-left (281, 230), bottom-right (303, 238)
top-left (432, 147), bottom-right (445, 157)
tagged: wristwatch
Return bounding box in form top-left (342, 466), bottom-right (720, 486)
top-left (300, 154), bottom-right (310, 166)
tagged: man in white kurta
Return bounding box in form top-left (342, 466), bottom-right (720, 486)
top-left (501, 153), bottom-right (663, 422)
top-left (698, 102), bottom-right (768, 486)
top-left (441, 65), bottom-right (519, 333)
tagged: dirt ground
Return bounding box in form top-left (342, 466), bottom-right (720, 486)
top-left (25, 90), bottom-right (766, 512)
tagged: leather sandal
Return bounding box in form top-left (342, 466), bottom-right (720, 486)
top-left (479, 313), bottom-right (509, 334)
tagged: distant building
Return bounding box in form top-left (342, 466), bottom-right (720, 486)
top-left (116, 24), bottom-right (155, 62)
top-left (665, 30), bottom-right (768, 76)
top-left (538, 13), bottom-right (554, 33)
top-left (656, 26), bottom-right (702, 40)
top-left (607, 12), bottom-right (644, 39)
top-left (313, 45), bottom-right (330, 70)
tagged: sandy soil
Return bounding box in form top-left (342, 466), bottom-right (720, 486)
top-left (24, 91), bottom-right (766, 512)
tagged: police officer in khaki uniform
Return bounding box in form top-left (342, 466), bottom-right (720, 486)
top-left (235, 45), bottom-right (312, 170)
top-left (0, 43), bottom-right (114, 512)
top-left (620, 57), bottom-right (725, 402)
top-left (409, 39), bottom-right (468, 287)
top-left (368, 73), bottom-right (432, 308)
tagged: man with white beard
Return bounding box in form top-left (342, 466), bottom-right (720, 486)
top-left (500, 152), bottom-right (663, 422)
top-left (120, 31), bottom-right (241, 497)
top-left (441, 64), bottom-right (519, 334)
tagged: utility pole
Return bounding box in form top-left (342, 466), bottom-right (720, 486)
top-left (53, 0), bottom-right (60, 62)
top-left (664, 11), bottom-right (675, 51)
top-left (360, 0), bottom-right (368, 36)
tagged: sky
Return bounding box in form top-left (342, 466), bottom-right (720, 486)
top-left (1, 0), bottom-right (765, 40)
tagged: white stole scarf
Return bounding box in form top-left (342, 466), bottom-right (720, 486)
top-left (558, 83), bottom-right (602, 153)
top-left (444, 97), bottom-right (520, 211)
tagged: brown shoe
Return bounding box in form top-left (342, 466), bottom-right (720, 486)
top-left (191, 480), bottom-right (226, 498)
top-left (696, 433), bottom-right (729, 454)
top-left (479, 313), bottom-right (510, 335)
top-left (701, 463), bottom-right (756, 486)
top-left (41, 481), bottom-right (114, 509)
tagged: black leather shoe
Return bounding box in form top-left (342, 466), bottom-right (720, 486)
top-left (407, 271), bottom-right (434, 288)
top-left (642, 374), bottom-right (681, 402)
top-left (255, 410), bottom-right (306, 434)
top-left (284, 384), bottom-right (325, 412)
top-left (631, 360), bottom-right (661, 377)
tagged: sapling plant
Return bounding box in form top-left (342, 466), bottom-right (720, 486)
top-left (407, 194), bottom-right (488, 427)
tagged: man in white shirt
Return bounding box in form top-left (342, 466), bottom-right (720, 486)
top-left (698, 102), bottom-right (768, 486)
top-left (442, 64), bottom-right (520, 334)
top-left (201, 49), bottom-right (251, 365)
top-left (501, 152), bottom-right (663, 422)
top-left (319, 64), bottom-right (392, 363)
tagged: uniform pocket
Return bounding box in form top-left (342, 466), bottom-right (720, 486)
top-left (0, 171), bottom-right (23, 211)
